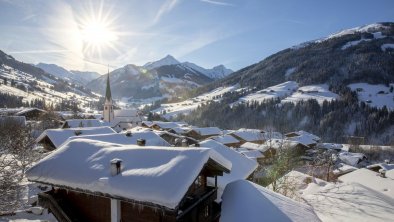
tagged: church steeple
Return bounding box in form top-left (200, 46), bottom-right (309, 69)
top-left (105, 69), bottom-right (112, 102)
top-left (103, 67), bottom-right (114, 122)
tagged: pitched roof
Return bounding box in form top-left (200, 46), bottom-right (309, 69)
top-left (285, 130), bottom-right (320, 146)
top-left (220, 180), bottom-right (320, 222)
top-left (210, 135), bottom-right (240, 145)
top-left (26, 139), bottom-right (231, 209)
top-left (65, 131), bottom-right (170, 147)
top-left (36, 126), bottom-right (116, 148)
top-left (199, 140), bottom-right (258, 199)
top-left (338, 168), bottom-right (394, 198)
top-left (189, 127), bottom-right (222, 136)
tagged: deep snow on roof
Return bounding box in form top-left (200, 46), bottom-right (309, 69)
top-left (220, 180), bottom-right (320, 222)
top-left (338, 168), bottom-right (394, 198)
top-left (189, 127), bottom-right (222, 136)
top-left (211, 135), bottom-right (240, 145)
top-left (285, 130), bottom-right (320, 146)
top-left (26, 139), bottom-right (231, 209)
top-left (65, 131), bottom-right (170, 147)
top-left (200, 140), bottom-right (257, 199)
top-left (230, 128), bottom-right (264, 142)
top-left (36, 126), bottom-right (116, 148)
top-left (303, 182), bottom-right (394, 222)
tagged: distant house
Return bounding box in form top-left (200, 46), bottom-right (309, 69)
top-left (157, 131), bottom-right (199, 147)
top-left (228, 129), bottom-right (266, 145)
top-left (26, 139), bottom-right (231, 222)
top-left (14, 108), bottom-right (47, 121)
top-left (61, 119), bottom-right (108, 128)
top-left (36, 126), bottom-right (116, 151)
top-left (111, 109), bottom-right (144, 131)
top-left (150, 121), bottom-right (188, 131)
top-left (185, 127), bottom-right (222, 140)
top-left (209, 135), bottom-right (241, 147)
top-left (285, 130), bottom-right (320, 148)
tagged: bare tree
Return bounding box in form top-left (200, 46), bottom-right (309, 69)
top-left (0, 118), bottom-right (39, 213)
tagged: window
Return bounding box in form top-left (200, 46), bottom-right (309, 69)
top-left (105, 107), bottom-right (108, 110)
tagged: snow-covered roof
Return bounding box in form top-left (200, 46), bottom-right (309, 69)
top-left (220, 180), bottom-right (320, 222)
top-left (317, 143), bottom-right (343, 151)
top-left (338, 151), bottom-right (366, 166)
top-left (36, 126), bottom-right (116, 148)
top-left (63, 119), bottom-right (107, 128)
top-left (26, 139), bottom-right (231, 209)
top-left (14, 107), bottom-right (47, 116)
top-left (210, 135), bottom-right (239, 145)
top-left (366, 163), bottom-right (394, 171)
top-left (259, 139), bottom-right (302, 152)
top-left (303, 182), bottom-right (394, 222)
top-left (199, 140), bottom-right (258, 199)
top-left (230, 128), bottom-right (264, 142)
top-left (168, 126), bottom-right (192, 134)
top-left (189, 127), bottom-right (222, 136)
top-left (240, 142), bottom-right (261, 150)
top-left (238, 150), bottom-right (264, 160)
top-left (151, 121), bottom-right (187, 129)
top-left (285, 130), bottom-right (320, 146)
top-left (333, 163), bottom-right (358, 175)
top-left (65, 131), bottom-right (170, 147)
top-left (338, 168), bottom-right (394, 198)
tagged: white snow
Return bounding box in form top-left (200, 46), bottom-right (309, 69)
top-left (236, 81), bottom-right (299, 104)
top-left (338, 151), bottom-right (366, 166)
top-left (238, 150), bottom-right (264, 160)
top-left (338, 168), bottom-right (394, 198)
top-left (36, 126), bottom-right (116, 149)
top-left (65, 131), bottom-right (170, 147)
top-left (189, 127), bottom-right (222, 136)
top-left (26, 139), bottom-right (231, 209)
top-left (282, 84), bottom-right (338, 104)
top-left (199, 140), bottom-right (258, 200)
top-left (341, 32), bottom-right (385, 50)
top-left (303, 182), bottom-right (394, 222)
top-left (143, 55), bottom-right (180, 70)
top-left (285, 130), bottom-right (320, 147)
top-left (285, 67), bottom-right (296, 78)
top-left (381, 43), bottom-right (394, 52)
top-left (333, 163), bottom-right (358, 175)
top-left (325, 23), bottom-right (388, 40)
top-left (349, 83), bottom-right (394, 109)
top-left (230, 128), bottom-right (265, 142)
top-left (220, 180), bottom-right (320, 222)
top-left (210, 135), bottom-right (240, 145)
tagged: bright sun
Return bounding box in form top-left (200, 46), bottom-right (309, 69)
top-left (81, 21), bottom-right (117, 45)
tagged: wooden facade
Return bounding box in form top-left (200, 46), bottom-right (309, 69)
top-left (37, 164), bottom-right (225, 222)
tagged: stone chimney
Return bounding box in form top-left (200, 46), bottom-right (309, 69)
top-left (137, 138), bottom-right (146, 146)
top-left (379, 169), bottom-right (386, 178)
top-left (181, 138), bottom-right (188, 147)
top-left (110, 159), bottom-right (122, 176)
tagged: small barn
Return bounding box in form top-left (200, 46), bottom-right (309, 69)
top-left (185, 127), bottom-right (222, 140)
top-left (14, 108), bottom-right (47, 121)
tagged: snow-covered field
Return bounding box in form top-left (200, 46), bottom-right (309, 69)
top-left (348, 83), bottom-right (394, 109)
top-left (153, 85), bottom-right (239, 119)
top-left (234, 82), bottom-right (338, 106)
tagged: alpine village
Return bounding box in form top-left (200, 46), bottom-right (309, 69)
top-left (0, 1), bottom-right (394, 222)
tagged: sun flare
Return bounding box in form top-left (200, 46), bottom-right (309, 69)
top-left (81, 20), bottom-right (117, 45)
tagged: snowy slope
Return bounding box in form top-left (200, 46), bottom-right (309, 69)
top-left (282, 84), bottom-right (338, 104)
top-left (348, 83), bottom-right (394, 109)
top-left (182, 62), bottom-right (233, 79)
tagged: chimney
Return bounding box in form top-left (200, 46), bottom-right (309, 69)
top-left (385, 159), bottom-right (390, 164)
top-left (137, 138), bottom-right (146, 146)
top-left (110, 159), bottom-right (122, 176)
top-left (379, 169), bottom-right (386, 178)
top-left (125, 131), bottom-right (132, 137)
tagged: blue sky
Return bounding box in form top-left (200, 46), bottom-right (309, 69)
top-left (0, 0), bottom-right (393, 74)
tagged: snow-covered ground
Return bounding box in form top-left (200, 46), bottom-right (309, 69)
top-left (153, 85), bottom-right (239, 119)
top-left (348, 83), bottom-right (394, 109)
top-left (282, 84), bottom-right (338, 104)
top-left (381, 43), bottom-right (394, 52)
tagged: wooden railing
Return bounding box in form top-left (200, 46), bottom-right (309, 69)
top-left (38, 192), bottom-right (73, 222)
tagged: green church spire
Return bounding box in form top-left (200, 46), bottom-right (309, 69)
top-left (105, 67), bottom-right (112, 102)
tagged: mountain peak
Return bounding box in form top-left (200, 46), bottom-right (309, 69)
top-left (143, 54), bottom-right (180, 70)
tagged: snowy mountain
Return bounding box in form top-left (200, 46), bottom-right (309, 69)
top-left (143, 55), bottom-right (180, 70)
top-left (87, 55), bottom-right (233, 99)
top-left (36, 63), bottom-right (101, 85)
top-left (0, 50), bottom-right (98, 109)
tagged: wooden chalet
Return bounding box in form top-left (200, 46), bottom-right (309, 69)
top-left (14, 108), bottom-right (47, 121)
top-left (26, 139), bottom-right (231, 222)
top-left (185, 127), bottom-right (222, 140)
